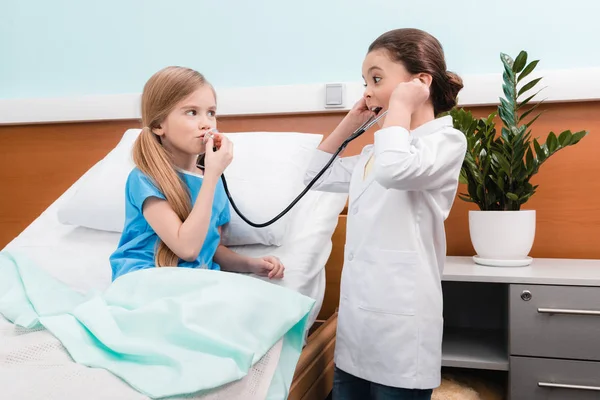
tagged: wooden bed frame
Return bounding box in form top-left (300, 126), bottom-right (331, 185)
top-left (1, 100), bottom-right (599, 399)
top-left (289, 312), bottom-right (337, 400)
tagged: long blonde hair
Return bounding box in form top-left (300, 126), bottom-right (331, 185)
top-left (133, 66), bottom-right (211, 267)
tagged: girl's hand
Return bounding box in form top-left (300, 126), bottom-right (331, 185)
top-left (249, 256), bottom-right (285, 279)
top-left (204, 134), bottom-right (233, 178)
top-left (336, 97), bottom-right (377, 138)
top-left (203, 129), bottom-right (223, 149)
top-left (389, 78), bottom-right (430, 114)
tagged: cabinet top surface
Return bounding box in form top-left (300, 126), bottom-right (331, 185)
top-left (444, 256), bottom-right (600, 286)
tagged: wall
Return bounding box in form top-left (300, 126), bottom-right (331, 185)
top-left (2, 1), bottom-right (599, 258)
top-left (2, 0), bottom-right (600, 100)
top-left (1, 101), bottom-right (599, 259)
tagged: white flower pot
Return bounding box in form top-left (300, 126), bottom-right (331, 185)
top-left (469, 210), bottom-right (536, 267)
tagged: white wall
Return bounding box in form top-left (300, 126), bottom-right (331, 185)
top-left (1, 0), bottom-right (600, 123)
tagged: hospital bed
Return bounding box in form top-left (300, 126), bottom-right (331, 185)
top-left (0, 128), bottom-right (347, 400)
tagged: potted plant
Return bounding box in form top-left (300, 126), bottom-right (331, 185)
top-left (450, 51), bottom-right (588, 266)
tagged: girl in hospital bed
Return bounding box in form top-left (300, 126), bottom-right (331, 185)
top-left (109, 66), bottom-right (284, 282)
top-left (305, 28), bottom-right (466, 400)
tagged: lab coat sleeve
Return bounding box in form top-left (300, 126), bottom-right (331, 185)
top-left (304, 149), bottom-right (358, 193)
top-left (373, 125), bottom-right (466, 191)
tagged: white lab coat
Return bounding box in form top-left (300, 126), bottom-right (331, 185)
top-left (304, 116), bottom-right (466, 389)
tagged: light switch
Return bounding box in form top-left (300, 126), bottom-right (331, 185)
top-left (325, 83), bottom-right (344, 108)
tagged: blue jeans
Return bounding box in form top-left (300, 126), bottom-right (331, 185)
top-left (333, 366), bottom-right (433, 400)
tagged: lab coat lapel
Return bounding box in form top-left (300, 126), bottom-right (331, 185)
top-left (350, 148), bottom-right (376, 204)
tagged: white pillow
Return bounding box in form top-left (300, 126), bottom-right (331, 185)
top-left (56, 129), bottom-right (140, 233)
top-left (220, 132), bottom-right (323, 246)
top-left (57, 129), bottom-right (324, 247)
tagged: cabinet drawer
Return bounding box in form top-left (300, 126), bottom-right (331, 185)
top-left (509, 284), bottom-right (600, 361)
top-left (510, 356), bottom-right (600, 400)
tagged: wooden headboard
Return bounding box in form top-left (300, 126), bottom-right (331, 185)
top-left (1, 101), bottom-right (599, 320)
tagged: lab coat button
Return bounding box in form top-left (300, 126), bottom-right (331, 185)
top-left (352, 207), bottom-right (358, 215)
top-left (348, 252), bottom-right (354, 261)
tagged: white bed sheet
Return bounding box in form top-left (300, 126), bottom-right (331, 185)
top-left (3, 178), bottom-right (118, 294)
top-left (0, 316), bottom-right (283, 400)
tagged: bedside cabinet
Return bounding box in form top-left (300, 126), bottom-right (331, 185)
top-left (509, 284), bottom-right (600, 399)
top-left (442, 257), bottom-right (600, 400)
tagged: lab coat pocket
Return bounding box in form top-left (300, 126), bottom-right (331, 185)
top-left (358, 248), bottom-right (417, 316)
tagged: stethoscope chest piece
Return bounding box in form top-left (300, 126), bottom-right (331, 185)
top-left (196, 131), bottom-right (217, 170)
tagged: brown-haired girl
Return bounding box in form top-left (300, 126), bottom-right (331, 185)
top-left (305, 28), bottom-right (467, 400)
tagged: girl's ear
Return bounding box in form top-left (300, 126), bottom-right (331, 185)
top-left (415, 73), bottom-right (433, 88)
top-left (153, 125), bottom-right (165, 137)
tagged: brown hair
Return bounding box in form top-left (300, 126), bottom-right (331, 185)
top-left (132, 66), bottom-right (211, 267)
top-left (368, 28), bottom-right (463, 115)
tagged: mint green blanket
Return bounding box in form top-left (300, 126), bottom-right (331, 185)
top-left (0, 252), bottom-right (315, 399)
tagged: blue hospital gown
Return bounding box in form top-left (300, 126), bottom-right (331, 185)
top-left (109, 167), bottom-right (231, 281)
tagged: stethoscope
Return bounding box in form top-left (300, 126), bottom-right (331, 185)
top-left (196, 108), bottom-right (388, 228)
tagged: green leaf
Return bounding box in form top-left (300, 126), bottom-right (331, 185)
top-left (493, 153), bottom-right (512, 175)
top-left (558, 130), bottom-right (572, 146)
top-left (518, 60), bottom-right (540, 83)
top-left (506, 192), bottom-right (519, 201)
top-left (571, 130), bottom-right (588, 145)
top-left (546, 132), bottom-right (559, 153)
top-left (501, 127), bottom-right (511, 141)
top-left (503, 64), bottom-right (515, 82)
top-left (496, 175), bottom-right (505, 191)
top-left (513, 51), bottom-right (527, 73)
top-left (498, 106), bottom-right (515, 128)
top-left (518, 101), bottom-right (543, 123)
top-left (502, 84), bottom-right (515, 103)
top-left (525, 111), bottom-right (545, 128)
top-left (464, 157), bottom-right (483, 184)
top-left (522, 182), bottom-right (534, 193)
top-left (458, 193), bottom-right (475, 203)
top-left (512, 145), bottom-right (526, 168)
top-left (499, 98), bottom-right (512, 113)
top-left (517, 88), bottom-right (545, 109)
top-left (467, 179), bottom-right (480, 201)
top-left (525, 146), bottom-right (535, 174)
top-left (477, 184), bottom-right (484, 201)
top-left (459, 169), bottom-right (468, 184)
top-left (518, 77), bottom-right (543, 97)
top-left (533, 139), bottom-right (547, 162)
top-left (500, 52), bottom-right (513, 69)
top-left (522, 129), bottom-right (533, 144)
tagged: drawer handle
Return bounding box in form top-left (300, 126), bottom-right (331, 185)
top-left (539, 382), bottom-right (600, 391)
top-left (537, 307), bottom-right (600, 316)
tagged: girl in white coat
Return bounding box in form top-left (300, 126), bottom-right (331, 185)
top-left (304, 28), bottom-right (467, 399)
